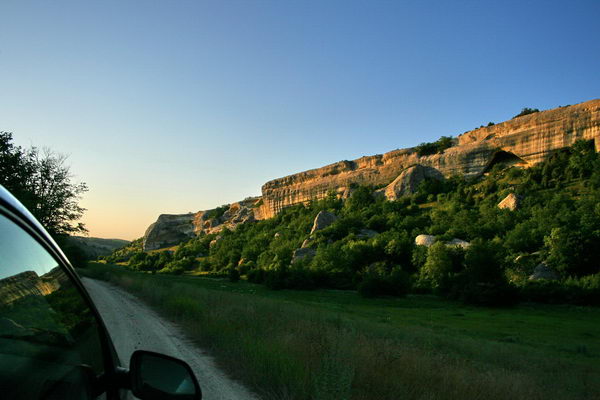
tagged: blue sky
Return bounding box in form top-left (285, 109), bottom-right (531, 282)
top-left (1, 0), bottom-right (599, 239)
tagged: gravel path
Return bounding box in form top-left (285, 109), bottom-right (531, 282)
top-left (82, 278), bottom-right (259, 400)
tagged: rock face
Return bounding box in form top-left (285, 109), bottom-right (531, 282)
top-left (0, 267), bottom-right (66, 306)
top-left (143, 99), bottom-right (600, 249)
top-left (143, 197), bottom-right (263, 251)
top-left (498, 193), bottom-right (520, 211)
top-left (381, 165), bottom-right (444, 200)
top-left (143, 214), bottom-right (196, 251)
top-left (259, 99), bottom-right (600, 218)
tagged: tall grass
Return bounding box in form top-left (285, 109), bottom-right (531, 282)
top-left (81, 266), bottom-right (599, 400)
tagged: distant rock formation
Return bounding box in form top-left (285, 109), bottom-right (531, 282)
top-left (143, 214), bottom-right (196, 251)
top-left (143, 197), bottom-right (262, 251)
top-left (259, 99), bottom-right (600, 218)
top-left (0, 267), bottom-right (66, 306)
top-left (143, 99), bottom-right (600, 250)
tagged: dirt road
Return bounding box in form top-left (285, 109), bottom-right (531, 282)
top-left (82, 278), bottom-right (259, 400)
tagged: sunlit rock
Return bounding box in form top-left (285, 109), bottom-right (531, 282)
top-left (498, 193), bottom-right (521, 211)
top-left (415, 234), bottom-right (436, 247)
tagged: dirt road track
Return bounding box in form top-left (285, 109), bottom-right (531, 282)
top-left (82, 278), bottom-right (259, 400)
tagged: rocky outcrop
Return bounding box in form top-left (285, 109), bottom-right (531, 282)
top-left (310, 211), bottom-right (338, 234)
top-left (529, 263), bottom-right (559, 281)
top-left (446, 238), bottom-right (471, 249)
top-left (415, 234), bottom-right (436, 247)
top-left (291, 247), bottom-right (316, 264)
top-left (143, 214), bottom-right (196, 251)
top-left (414, 235), bottom-right (470, 249)
top-left (380, 165), bottom-right (444, 200)
top-left (259, 99), bottom-right (600, 218)
top-left (143, 197), bottom-right (263, 251)
top-left (0, 267), bottom-right (66, 306)
top-left (498, 193), bottom-right (521, 211)
top-left (143, 99), bottom-right (600, 249)
top-left (298, 211), bottom-right (339, 250)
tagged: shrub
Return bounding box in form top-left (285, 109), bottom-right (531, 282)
top-left (247, 268), bottom-right (266, 284)
top-left (285, 268), bottom-right (317, 290)
top-left (415, 136), bottom-right (454, 156)
top-left (419, 242), bottom-right (456, 293)
top-left (264, 269), bottom-right (288, 290)
top-left (457, 239), bottom-right (517, 306)
top-left (228, 267), bottom-right (240, 282)
top-left (513, 107), bottom-right (540, 119)
top-left (358, 266), bottom-right (410, 298)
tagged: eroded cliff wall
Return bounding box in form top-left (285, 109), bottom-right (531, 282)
top-left (143, 197), bottom-right (263, 251)
top-left (143, 99), bottom-right (600, 250)
top-left (258, 99), bottom-right (600, 218)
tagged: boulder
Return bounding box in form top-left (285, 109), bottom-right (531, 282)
top-left (383, 165), bottom-right (444, 200)
top-left (357, 229), bottom-right (379, 239)
top-left (415, 234), bottom-right (436, 247)
top-left (446, 238), bottom-right (470, 249)
top-left (310, 211), bottom-right (338, 234)
top-left (529, 263), bottom-right (559, 281)
top-left (291, 247), bottom-right (316, 264)
top-left (498, 193), bottom-right (521, 211)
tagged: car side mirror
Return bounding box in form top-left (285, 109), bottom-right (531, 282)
top-left (129, 350), bottom-right (202, 400)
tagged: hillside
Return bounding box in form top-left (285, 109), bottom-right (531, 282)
top-left (106, 135), bottom-right (600, 306)
top-left (68, 236), bottom-right (130, 259)
top-left (142, 99), bottom-right (600, 251)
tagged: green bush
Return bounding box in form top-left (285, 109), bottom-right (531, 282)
top-left (415, 136), bottom-right (454, 156)
top-left (228, 267), bottom-right (240, 282)
top-left (513, 107), bottom-right (540, 119)
top-left (358, 265), bottom-right (410, 298)
top-left (247, 268), bottom-right (266, 284)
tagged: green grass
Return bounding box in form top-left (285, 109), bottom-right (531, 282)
top-left (80, 262), bottom-right (600, 400)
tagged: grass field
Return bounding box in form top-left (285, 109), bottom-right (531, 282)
top-left (80, 262), bottom-right (600, 400)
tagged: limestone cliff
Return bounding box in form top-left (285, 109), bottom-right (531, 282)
top-left (143, 197), bottom-right (263, 251)
top-left (143, 99), bottom-right (600, 250)
top-left (0, 267), bottom-right (66, 306)
top-left (259, 99), bottom-right (600, 218)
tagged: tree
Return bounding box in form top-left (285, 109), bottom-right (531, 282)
top-left (0, 132), bottom-right (88, 236)
top-left (419, 242), bottom-right (453, 291)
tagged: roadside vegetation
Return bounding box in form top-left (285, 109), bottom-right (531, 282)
top-left (103, 140), bottom-right (600, 307)
top-left (81, 262), bottom-right (600, 400)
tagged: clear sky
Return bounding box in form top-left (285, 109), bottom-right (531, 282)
top-left (1, 0), bottom-right (599, 240)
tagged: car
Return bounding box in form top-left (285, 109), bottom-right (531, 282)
top-left (0, 184), bottom-right (202, 400)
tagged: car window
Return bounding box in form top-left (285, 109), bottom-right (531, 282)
top-left (0, 213), bottom-right (105, 399)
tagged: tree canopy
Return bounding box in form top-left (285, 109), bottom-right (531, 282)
top-left (0, 132), bottom-right (88, 236)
